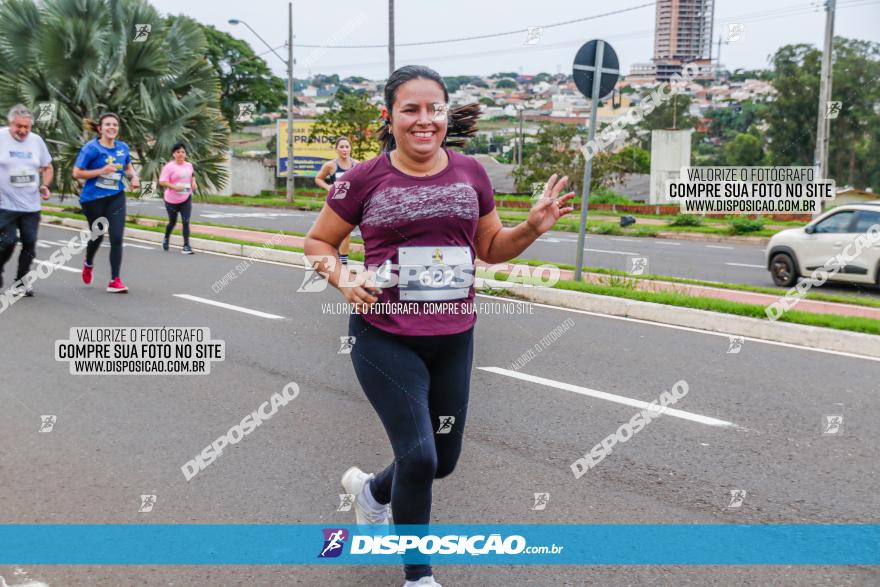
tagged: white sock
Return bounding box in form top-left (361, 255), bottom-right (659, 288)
top-left (359, 476), bottom-right (384, 511)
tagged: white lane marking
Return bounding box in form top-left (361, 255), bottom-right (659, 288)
top-left (474, 294), bottom-right (880, 363)
top-left (173, 294), bottom-right (286, 320)
top-left (35, 241), bottom-right (52, 248)
top-left (583, 248), bottom-right (640, 256)
top-left (537, 237), bottom-right (562, 243)
top-left (706, 245), bottom-right (734, 250)
top-left (34, 260), bottom-right (79, 273)
top-left (609, 238), bottom-right (638, 243)
top-left (655, 241), bottom-right (682, 246)
top-left (726, 262), bottom-right (764, 268)
top-left (480, 367), bottom-right (736, 427)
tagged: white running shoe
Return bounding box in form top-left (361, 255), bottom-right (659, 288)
top-left (341, 466), bottom-right (391, 526)
top-left (403, 576), bottom-right (442, 587)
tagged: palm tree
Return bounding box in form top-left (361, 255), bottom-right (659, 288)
top-left (0, 0), bottom-right (229, 198)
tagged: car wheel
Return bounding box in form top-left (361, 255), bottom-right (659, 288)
top-left (770, 253), bottom-right (797, 287)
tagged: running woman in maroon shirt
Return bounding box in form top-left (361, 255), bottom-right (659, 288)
top-left (304, 65), bottom-right (574, 587)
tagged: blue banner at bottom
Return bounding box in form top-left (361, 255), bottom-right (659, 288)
top-left (0, 524), bottom-right (877, 565)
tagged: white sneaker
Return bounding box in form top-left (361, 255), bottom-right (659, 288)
top-left (404, 577), bottom-right (442, 587)
top-left (341, 466), bottom-right (391, 526)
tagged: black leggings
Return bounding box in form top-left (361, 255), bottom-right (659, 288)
top-left (164, 196), bottom-right (192, 243)
top-left (348, 312), bottom-right (474, 582)
top-left (82, 192), bottom-right (126, 279)
top-left (0, 210), bottom-right (40, 282)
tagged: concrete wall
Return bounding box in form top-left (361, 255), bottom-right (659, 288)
top-left (649, 129), bottom-right (692, 204)
top-left (228, 157), bottom-right (275, 196)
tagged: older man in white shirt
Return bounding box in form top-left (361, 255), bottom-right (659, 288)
top-left (0, 104), bottom-right (54, 296)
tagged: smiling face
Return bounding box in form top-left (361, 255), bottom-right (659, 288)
top-left (98, 115), bottom-right (119, 141)
top-left (9, 115), bottom-right (32, 142)
top-left (389, 78), bottom-right (448, 161)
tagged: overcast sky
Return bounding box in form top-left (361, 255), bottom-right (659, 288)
top-left (151, 0), bottom-right (880, 79)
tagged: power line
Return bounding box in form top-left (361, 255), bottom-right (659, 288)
top-left (294, 3), bottom-right (655, 49)
top-left (306, 0), bottom-right (877, 73)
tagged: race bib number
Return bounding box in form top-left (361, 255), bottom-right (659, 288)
top-left (10, 168), bottom-right (37, 188)
top-left (96, 172), bottom-right (121, 190)
top-left (398, 246), bottom-right (474, 301)
top-left (179, 185), bottom-right (191, 195)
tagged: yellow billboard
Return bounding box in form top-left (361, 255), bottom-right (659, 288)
top-left (276, 120), bottom-right (377, 178)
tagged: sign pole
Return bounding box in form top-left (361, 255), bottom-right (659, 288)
top-left (574, 40), bottom-right (604, 282)
top-left (286, 1), bottom-right (294, 203)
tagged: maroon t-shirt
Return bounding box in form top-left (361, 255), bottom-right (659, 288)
top-left (326, 148), bottom-right (495, 336)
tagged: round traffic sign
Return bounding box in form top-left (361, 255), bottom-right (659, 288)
top-left (572, 40), bottom-right (620, 100)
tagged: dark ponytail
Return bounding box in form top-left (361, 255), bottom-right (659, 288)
top-left (377, 65), bottom-right (480, 152)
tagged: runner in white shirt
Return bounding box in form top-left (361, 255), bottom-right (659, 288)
top-left (0, 104), bottom-right (53, 296)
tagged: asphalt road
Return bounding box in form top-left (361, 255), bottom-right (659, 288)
top-left (48, 196), bottom-right (879, 297)
top-left (1, 224), bottom-right (878, 586)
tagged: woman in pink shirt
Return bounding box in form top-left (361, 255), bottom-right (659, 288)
top-left (158, 143), bottom-right (197, 254)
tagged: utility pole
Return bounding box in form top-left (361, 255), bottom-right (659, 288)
top-left (518, 106), bottom-right (524, 166)
top-left (388, 0), bottom-right (395, 76)
top-left (287, 1), bottom-right (294, 203)
top-left (815, 0), bottom-right (836, 183)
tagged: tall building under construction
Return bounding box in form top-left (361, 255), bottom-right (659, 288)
top-left (652, 0), bottom-right (715, 80)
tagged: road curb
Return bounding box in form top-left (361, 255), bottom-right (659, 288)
top-left (494, 284), bottom-right (880, 358)
top-left (42, 215), bottom-right (879, 358)
top-left (653, 231), bottom-right (769, 245)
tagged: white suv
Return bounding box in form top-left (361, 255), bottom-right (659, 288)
top-left (765, 202), bottom-right (880, 287)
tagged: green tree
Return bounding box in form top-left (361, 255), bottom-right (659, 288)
top-left (724, 133), bottom-right (765, 166)
top-left (764, 43), bottom-right (820, 166)
top-left (704, 101), bottom-right (767, 140)
top-left (828, 39), bottom-right (880, 187)
top-left (308, 90), bottom-right (380, 160)
top-left (611, 145), bottom-right (650, 174)
top-left (200, 24), bottom-right (286, 131)
top-left (0, 0), bottom-right (229, 196)
top-left (766, 38), bottom-right (880, 189)
top-left (495, 79), bottom-right (517, 89)
top-left (513, 124), bottom-right (583, 194)
top-left (312, 74), bottom-right (340, 88)
top-left (635, 94), bottom-right (697, 149)
top-left (511, 123), bottom-right (624, 195)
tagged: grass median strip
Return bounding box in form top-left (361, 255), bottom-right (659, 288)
top-left (42, 209), bottom-right (875, 309)
top-left (506, 257), bottom-right (880, 309)
top-left (482, 271), bottom-right (880, 336)
top-left (40, 212), bottom-right (879, 335)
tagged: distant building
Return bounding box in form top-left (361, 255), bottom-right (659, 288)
top-left (653, 0), bottom-right (715, 81)
top-left (628, 63), bottom-right (657, 84)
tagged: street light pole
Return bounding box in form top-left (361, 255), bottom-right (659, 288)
top-left (229, 6), bottom-right (295, 203)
